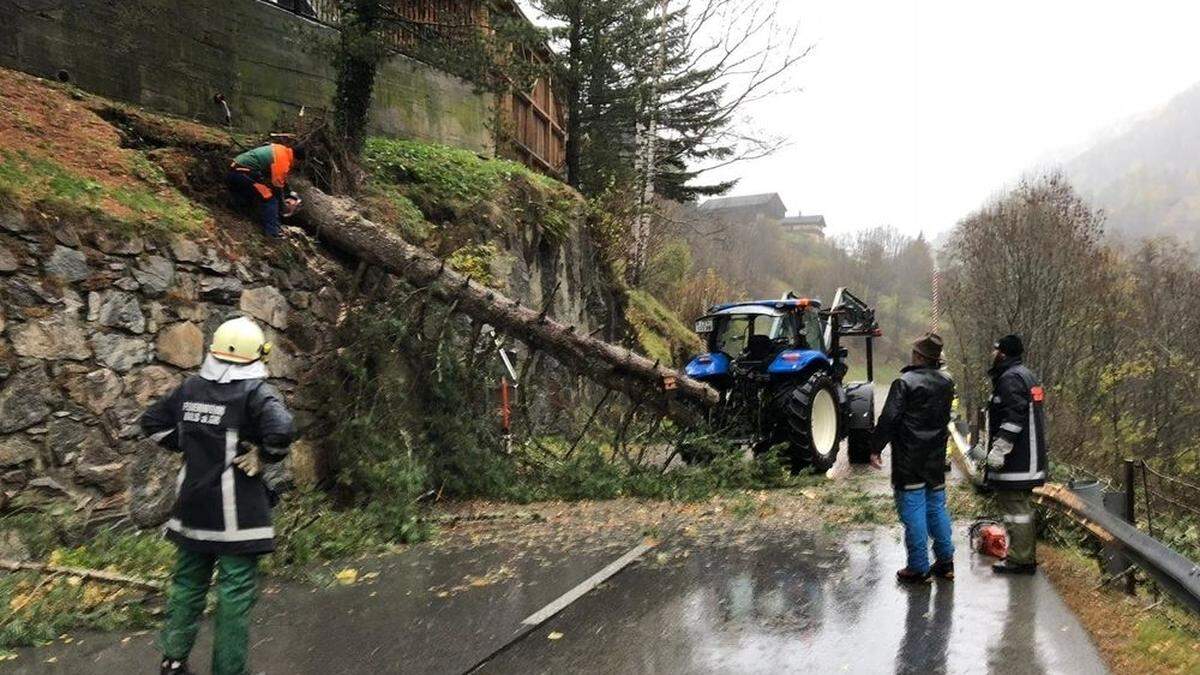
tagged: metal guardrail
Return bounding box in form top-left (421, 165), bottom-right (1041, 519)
top-left (947, 423), bottom-right (1200, 615)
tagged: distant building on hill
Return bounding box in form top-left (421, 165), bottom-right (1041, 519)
top-left (698, 192), bottom-right (826, 238)
top-left (780, 214), bottom-right (826, 238)
top-left (698, 193), bottom-right (787, 223)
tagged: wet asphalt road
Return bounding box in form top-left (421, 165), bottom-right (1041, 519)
top-left (9, 537), bottom-right (632, 674)
top-left (478, 527), bottom-right (1106, 675)
top-left (9, 523), bottom-right (1107, 675)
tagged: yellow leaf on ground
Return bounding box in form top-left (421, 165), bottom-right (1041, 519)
top-left (82, 585), bottom-right (111, 608)
top-left (547, 632), bottom-right (564, 640)
top-left (333, 568), bottom-right (358, 585)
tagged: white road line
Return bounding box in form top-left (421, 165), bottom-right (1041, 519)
top-left (520, 540), bottom-right (656, 627)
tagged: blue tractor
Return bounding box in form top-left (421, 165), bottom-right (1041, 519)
top-left (684, 288), bottom-right (880, 473)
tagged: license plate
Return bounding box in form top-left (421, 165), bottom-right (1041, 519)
top-left (694, 318), bottom-right (714, 334)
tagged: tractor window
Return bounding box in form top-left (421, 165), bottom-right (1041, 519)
top-left (803, 311), bottom-right (824, 351)
top-left (753, 315), bottom-right (778, 340)
top-left (769, 314), bottom-right (799, 346)
top-left (712, 313), bottom-right (795, 356)
top-left (713, 316), bottom-right (753, 356)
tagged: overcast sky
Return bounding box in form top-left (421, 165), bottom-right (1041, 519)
top-left (697, 1), bottom-right (1200, 238)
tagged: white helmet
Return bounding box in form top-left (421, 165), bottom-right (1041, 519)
top-left (209, 317), bottom-right (271, 364)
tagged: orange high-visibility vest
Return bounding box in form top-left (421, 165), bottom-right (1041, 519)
top-left (269, 144), bottom-right (294, 189)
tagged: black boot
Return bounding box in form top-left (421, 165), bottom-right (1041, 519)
top-left (931, 560), bottom-right (955, 580)
top-left (161, 658), bottom-right (193, 675)
top-left (992, 560), bottom-right (1037, 575)
top-left (896, 567), bottom-right (932, 584)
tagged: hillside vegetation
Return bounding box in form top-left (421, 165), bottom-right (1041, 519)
top-left (0, 70), bottom-right (217, 237)
top-left (1065, 80), bottom-right (1200, 245)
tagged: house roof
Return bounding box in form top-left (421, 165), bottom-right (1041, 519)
top-left (698, 193), bottom-right (786, 212)
top-left (781, 215), bottom-right (826, 228)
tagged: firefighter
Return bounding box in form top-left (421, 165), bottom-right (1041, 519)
top-left (227, 142), bottom-right (305, 237)
top-left (968, 334), bottom-right (1047, 575)
top-left (870, 332), bottom-right (956, 583)
top-left (141, 316), bottom-right (296, 675)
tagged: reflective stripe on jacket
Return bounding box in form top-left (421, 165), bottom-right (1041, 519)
top-left (985, 357), bottom-right (1047, 490)
top-left (141, 374), bottom-right (296, 554)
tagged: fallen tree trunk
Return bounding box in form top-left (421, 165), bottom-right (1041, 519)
top-left (0, 559), bottom-right (165, 592)
top-left (292, 179), bottom-right (718, 422)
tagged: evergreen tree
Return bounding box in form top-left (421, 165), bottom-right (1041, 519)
top-left (536, 0), bottom-right (804, 201)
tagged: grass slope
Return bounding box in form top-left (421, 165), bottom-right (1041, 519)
top-left (0, 69), bottom-right (209, 236)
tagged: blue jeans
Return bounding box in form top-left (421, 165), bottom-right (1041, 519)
top-left (227, 170), bottom-right (281, 237)
top-left (894, 485), bottom-right (954, 573)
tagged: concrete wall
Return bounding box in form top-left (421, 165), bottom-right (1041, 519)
top-left (0, 0), bottom-right (494, 153)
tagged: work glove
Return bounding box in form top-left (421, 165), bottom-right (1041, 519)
top-left (233, 441), bottom-right (263, 477)
top-left (986, 437), bottom-right (1013, 469)
top-left (967, 441), bottom-right (987, 464)
top-left (282, 192), bottom-right (302, 218)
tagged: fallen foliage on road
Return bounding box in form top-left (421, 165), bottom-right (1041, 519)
top-left (1041, 545), bottom-right (1200, 674)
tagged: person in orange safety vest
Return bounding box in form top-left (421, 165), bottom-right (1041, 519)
top-left (226, 143), bottom-right (305, 237)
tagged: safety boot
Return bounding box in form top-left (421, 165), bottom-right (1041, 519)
top-left (895, 568), bottom-right (932, 584)
top-left (160, 658), bottom-right (193, 675)
top-left (992, 560), bottom-right (1037, 575)
top-left (930, 560), bottom-right (955, 580)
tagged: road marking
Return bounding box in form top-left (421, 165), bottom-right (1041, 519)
top-left (521, 540), bottom-right (655, 626)
top-left (464, 539), bottom-right (655, 673)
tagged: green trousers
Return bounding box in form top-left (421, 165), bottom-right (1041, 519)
top-left (995, 489), bottom-right (1037, 565)
top-left (159, 547), bottom-right (261, 675)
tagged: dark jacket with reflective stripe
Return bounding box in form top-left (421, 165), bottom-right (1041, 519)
top-left (873, 365), bottom-right (955, 490)
top-left (985, 357), bottom-right (1047, 490)
top-left (141, 375), bottom-right (295, 555)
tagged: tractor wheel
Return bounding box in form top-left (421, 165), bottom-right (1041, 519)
top-left (848, 429), bottom-right (873, 464)
top-left (774, 372), bottom-right (842, 474)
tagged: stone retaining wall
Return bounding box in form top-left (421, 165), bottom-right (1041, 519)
top-left (0, 207), bottom-right (348, 520)
top-left (0, 197), bottom-right (616, 522)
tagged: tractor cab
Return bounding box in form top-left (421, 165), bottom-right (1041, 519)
top-left (687, 298), bottom-right (828, 387)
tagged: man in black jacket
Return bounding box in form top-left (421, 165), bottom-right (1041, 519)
top-left (968, 334), bottom-right (1046, 575)
top-left (871, 333), bottom-right (956, 583)
top-left (142, 316), bottom-right (296, 675)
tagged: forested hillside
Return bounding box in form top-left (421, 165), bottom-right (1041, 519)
top-left (1064, 80), bottom-right (1200, 245)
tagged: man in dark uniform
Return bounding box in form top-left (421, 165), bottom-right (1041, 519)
top-left (871, 333), bottom-right (956, 583)
top-left (142, 316), bottom-right (296, 675)
top-left (969, 334), bottom-right (1047, 574)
